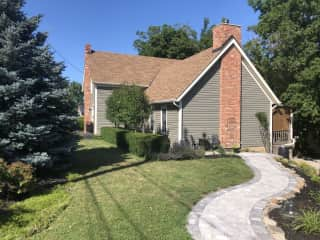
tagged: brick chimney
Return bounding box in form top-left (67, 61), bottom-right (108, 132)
top-left (213, 23), bottom-right (241, 49)
top-left (213, 23), bottom-right (242, 148)
top-left (83, 44), bottom-right (93, 133)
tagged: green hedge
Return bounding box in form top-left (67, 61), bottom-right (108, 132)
top-left (101, 127), bottom-right (170, 159)
top-left (100, 127), bottom-right (128, 147)
top-left (77, 116), bottom-right (84, 131)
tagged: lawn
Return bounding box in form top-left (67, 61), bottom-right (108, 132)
top-left (1, 138), bottom-right (253, 240)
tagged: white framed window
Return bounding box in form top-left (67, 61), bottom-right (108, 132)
top-left (160, 106), bottom-right (167, 135)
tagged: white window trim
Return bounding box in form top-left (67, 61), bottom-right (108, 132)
top-left (160, 105), bottom-right (168, 134)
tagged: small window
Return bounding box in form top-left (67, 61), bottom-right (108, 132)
top-left (161, 106), bottom-right (167, 134)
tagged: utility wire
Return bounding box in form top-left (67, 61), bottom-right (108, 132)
top-left (51, 45), bottom-right (83, 74)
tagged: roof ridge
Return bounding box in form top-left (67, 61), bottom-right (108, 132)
top-left (91, 50), bottom-right (181, 62)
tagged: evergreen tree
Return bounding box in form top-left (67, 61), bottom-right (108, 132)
top-left (245, 0), bottom-right (320, 155)
top-left (0, 0), bottom-right (76, 167)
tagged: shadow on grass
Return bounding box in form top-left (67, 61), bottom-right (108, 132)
top-left (46, 145), bottom-right (148, 186)
top-left (84, 179), bottom-right (113, 239)
top-left (0, 206), bottom-right (34, 227)
top-left (133, 168), bottom-right (193, 210)
top-left (70, 147), bottom-right (127, 175)
top-left (96, 177), bottom-right (149, 240)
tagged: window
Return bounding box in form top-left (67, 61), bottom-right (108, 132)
top-left (161, 106), bottom-right (167, 134)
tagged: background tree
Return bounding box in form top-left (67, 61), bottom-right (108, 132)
top-left (67, 81), bottom-right (83, 115)
top-left (106, 85), bottom-right (151, 130)
top-left (134, 24), bottom-right (199, 59)
top-left (245, 0), bottom-right (320, 155)
top-left (0, 0), bottom-right (76, 167)
top-left (134, 18), bottom-right (214, 59)
top-left (199, 18), bottom-right (215, 50)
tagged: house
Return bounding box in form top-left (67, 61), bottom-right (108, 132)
top-left (82, 22), bottom-right (293, 151)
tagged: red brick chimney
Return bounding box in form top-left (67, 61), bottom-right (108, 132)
top-left (83, 44), bottom-right (93, 133)
top-left (213, 23), bottom-right (242, 148)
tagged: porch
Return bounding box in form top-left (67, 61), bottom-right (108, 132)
top-left (272, 106), bottom-right (293, 154)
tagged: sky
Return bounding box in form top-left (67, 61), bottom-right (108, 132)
top-left (23, 0), bottom-right (259, 83)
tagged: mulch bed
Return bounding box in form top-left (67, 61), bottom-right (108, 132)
top-left (269, 168), bottom-right (320, 240)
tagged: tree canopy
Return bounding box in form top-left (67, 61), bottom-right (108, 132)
top-left (245, 0), bottom-right (320, 155)
top-left (133, 18), bottom-right (214, 59)
top-left (68, 81), bottom-right (83, 114)
top-left (106, 85), bottom-right (151, 130)
top-left (0, 0), bottom-right (76, 167)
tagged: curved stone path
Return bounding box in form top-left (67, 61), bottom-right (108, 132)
top-left (187, 153), bottom-right (298, 240)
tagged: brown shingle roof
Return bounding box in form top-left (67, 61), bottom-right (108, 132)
top-left (86, 48), bottom-right (220, 102)
top-left (87, 51), bottom-right (179, 86)
top-left (145, 48), bottom-right (220, 102)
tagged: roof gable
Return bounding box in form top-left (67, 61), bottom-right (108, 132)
top-left (86, 51), bottom-right (179, 86)
top-left (145, 48), bottom-right (220, 102)
top-left (147, 38), bottom-right (280, 105)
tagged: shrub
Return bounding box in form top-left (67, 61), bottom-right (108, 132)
top-left (77, 116), bottom-right (84, 131)
top-left (309, 191), bottom-right (320, 205)
top-left (156, 142), bottom-right (205, 161)
top-left (125, 132), bottom-right (169, 159)
top-left (255, 112), bottom-right (269, 130)
top-left (0, 159), bottom-right (9, 197)
top-left (100, 127), bottom-right (170, 159)
top-left (7, 161), bottom-right (35, 197)
top-left (100, 127), bottom-right (128, 147)
top-left (297, 163), bottom-right (318, 178)
top-left (0, 160), bottom-right (35, 199)
top-left (216, 145), bottom-right (226, 155)
top-left (293, 209), bottom-right (320, 234)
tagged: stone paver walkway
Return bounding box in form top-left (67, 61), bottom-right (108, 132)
top-left (187, 153), bottom-right (298, 240)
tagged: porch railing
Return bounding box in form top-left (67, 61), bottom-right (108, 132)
top-left (272, 130), bottom-right (289, 145)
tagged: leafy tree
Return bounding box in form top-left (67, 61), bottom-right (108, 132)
top-left (245, 0), bottom-right (320, 155)
top-left (134, 18), bottom-right (214, 59)
top-left (199, 18), bottom-right (215, 50)
top-left (0, 0), bottom-right (76, 167)
top-left (106, 85), bottom-right (151, 130)
top-left (68, 81), bottom-right (83, 114)
top-left (134, 24), bottom-right (200, 59)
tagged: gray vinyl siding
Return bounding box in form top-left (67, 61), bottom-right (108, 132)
top-left (241, 62), bottom-right (271, 147)
top-left (167, 105), bottom-right (179, 144)
top-left (152, 104), bottom-right (179, 144)
top-left (182, 63), bottom-right (220, 144)
top-left (153, 107), bottom-right (161, 133)
top-left (96, 86), bottom-right (113, 134)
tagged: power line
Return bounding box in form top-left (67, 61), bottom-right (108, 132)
top-left (50, 45), bottom-right (83, 74)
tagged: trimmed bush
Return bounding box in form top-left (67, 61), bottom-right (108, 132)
top-left (100, 127), bottom-right (170, 159)
top-left (100, 127), bottom-right (128, 147)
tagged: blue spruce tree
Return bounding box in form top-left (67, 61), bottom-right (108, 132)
top-left (0, 0), bottom-right (76, 167)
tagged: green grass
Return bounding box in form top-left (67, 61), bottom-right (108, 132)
top-left (0, 186), bottom-right (70, 240)
top-left (1, 138), bottom-right (253, 240)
